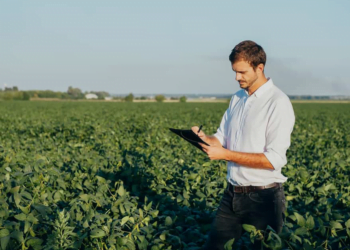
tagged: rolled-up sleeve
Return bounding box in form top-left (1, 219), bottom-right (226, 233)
top-left (214, 109), bottom-right (228, 148)
top-left (214, 97), bottom-right (233, 148)
top-left (264, 98), bottom-right (295, 171)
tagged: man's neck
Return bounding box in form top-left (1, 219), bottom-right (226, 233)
top-left (247, 76), bottom-right (268, 96)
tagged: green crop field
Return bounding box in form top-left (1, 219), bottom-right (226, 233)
top-left (0, 101), bottom-right (350, 250)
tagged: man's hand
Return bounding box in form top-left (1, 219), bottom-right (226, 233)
top-left (191, 126), bottom-right (208, 143)
top-left (199, 143), bottom-right (228, 160)
top-left (191, 126), bottom-right (222, 147)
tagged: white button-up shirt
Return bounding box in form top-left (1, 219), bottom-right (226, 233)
top-left (214, 78), bottom-right (295, 186)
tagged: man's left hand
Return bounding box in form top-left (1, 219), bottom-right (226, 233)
top-left (199, 143), bottom-right (228, 160)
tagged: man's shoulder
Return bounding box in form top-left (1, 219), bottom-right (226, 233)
top-left (269, 84), bottom-right (291, 104)
top-left (268, 85), bottom-right (294, 117)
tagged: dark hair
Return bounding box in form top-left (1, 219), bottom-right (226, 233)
top-left (229, 40), bottom-right (266, 69)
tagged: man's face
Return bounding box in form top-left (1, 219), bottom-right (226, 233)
top-left (232, 60), bottom-right (258, 90)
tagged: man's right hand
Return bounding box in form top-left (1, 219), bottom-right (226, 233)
top-left (191, 126), bottom-right (223, 147)
top-left (191, 126), bottom-right (208, 143)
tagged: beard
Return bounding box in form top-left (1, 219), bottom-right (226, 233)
top-left (238, 74), bottom-right (258, 90)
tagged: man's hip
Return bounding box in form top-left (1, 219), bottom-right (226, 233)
top-left (202, 182), bottom-right (286, 250)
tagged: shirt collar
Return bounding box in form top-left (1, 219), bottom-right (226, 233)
top-left (244, 78), bottom-right (274, 98)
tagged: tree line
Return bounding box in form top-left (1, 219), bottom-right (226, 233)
top-left (124, 93), bottom-right (187, 102)
top-left (0, 87), bottom-right (188, 102)
top-left (0, 86), bottom-right (110, 101)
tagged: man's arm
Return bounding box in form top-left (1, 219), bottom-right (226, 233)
top-left (192, 126), bottom-right (273, 170)
top-left (225, 151), bottom-right (274, 170)
top-left (199, 143), bottom-right (274, 170)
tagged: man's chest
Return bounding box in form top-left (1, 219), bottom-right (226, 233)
top-left (226, 97), bottom-right (272, 146)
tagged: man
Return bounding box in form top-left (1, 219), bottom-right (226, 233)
top-left (192, 40), bottom-right (295, 249)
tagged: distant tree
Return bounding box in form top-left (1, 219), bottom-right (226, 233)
top-left (22, 91), bottom-right (30, 100)
top-left (13, 86), bottom-right (19, 91)
top-left (61, 93), bottom-right (70, 99)
top-left (155, 95), bottom-right (166, 102)
top-left (38, 90), bottom-right (62, 98)
top-left (124, 93), bottom-right (134, 102)
top-left (140, 96), bottom-right (147, 100)
top-left (67, 86), bottom-right (83, 99)
top-left (179, 96), bottom-right (187, 103)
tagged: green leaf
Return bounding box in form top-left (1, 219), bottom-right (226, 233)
top-left (290, 233), bottom-right (302, 244)
top-left (14, 213), bottom-right (27, 221)
top-left (117, 185), bottom-right (125, 196)
top-left (165, 216), bottom-right (172, 226)
top-left (0, 229), bottom-right (10, 238)
top-left (125, 239), bottom-right (136, 250)
top-left (295, 227), bottom-right (308, 236)
top-left (26, 238), bottom-right (43, 249)
top-left (305, 197), bottom-right (314, 205)
top-left (160, 234), bottom-right (166, 241)
top-left (242, 224), bottom-right (256, 233)
top-left (32, 204), bottom-right (50, 217)
top-left (24, 220), bottom-right (30, 234)
top-left (14, 192), bottom-right (21, 207)
top-left (10, 186), bottom-right (20, 194)
top-left (195, 191), bottom-right (206, 198)
top-left (79, 194), bottom-right (89, 203)
top-left (345, 219), bottom-right (350, 228)
top-left (121, 216), bottom-right (129, 226)
top-left (202, 162), bottom-right (211, 167)
top-left (90, 228), bottom-right (106, 238)
top-left (1, 236), bottom-right (10, 250)
top-left (27, 214), bottom-right (39, 223)
top-left (83, 220), bottom-right (89, 228)
top-left (325, 183), bottom-right (336, 191)
top-left (19, 205), bottom-right (30, 214)
top-left (10, 231), bottom-right (24, 243)
top-left (224, 238), bottom-right (235, 250)
top-left (306, 216), bottom-right (315, 230)
top-left (176, 194), bottom-right (183, 202)
top-left (294, 212), bottom-right (305, 227)
top-left (330, 221), bottom-right (343, 229)
top-left (286, 196), bottom-right (297, 201)
top-left (0, 210), bottom-right (6, 218)
top-left (306, 181), bottom-right (314, 188)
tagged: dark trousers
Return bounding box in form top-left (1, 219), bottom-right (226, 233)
top-left (202, 185), bottom-right (286, 250)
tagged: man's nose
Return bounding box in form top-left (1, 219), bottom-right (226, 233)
top-left (236, 73), bottom-right (242, 81)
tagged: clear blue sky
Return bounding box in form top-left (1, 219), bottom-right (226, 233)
top-left (1, 0), bottom-right (350, 95)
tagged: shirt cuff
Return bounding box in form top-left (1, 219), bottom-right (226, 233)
top-left (264, 149), bottom-right (287, 171)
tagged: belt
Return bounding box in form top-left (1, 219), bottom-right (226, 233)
top-left (227, 182), bottom-right (282, 193)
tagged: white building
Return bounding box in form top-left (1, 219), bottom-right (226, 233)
top-left (85, 93), bottom-right (98, 99)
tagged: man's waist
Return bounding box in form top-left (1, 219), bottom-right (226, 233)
top-left (227, 182), bottom-right (282, 193)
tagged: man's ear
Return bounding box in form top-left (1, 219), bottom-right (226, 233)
top-left (257, 63), bottom-right (265, 74)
